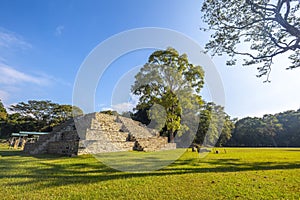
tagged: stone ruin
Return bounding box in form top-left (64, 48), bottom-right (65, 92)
top-left (24, 113), bottom-right (176, 156)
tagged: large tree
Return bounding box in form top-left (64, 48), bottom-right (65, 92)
top-left (201, 0), bottom-right (300, 81)
top-left (132, 47), bottom-right (205, 143)
top-left (9, 100), bottom-right (83, 131)
top-left (0, 100), bottom-right (8, 138)
top-left (0, 100), bottom-right (7, 122)
top-left (0, 100), bottom-right (83, 138)
top-left (195, 102), bottom-right (234, 147)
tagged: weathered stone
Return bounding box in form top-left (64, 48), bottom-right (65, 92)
top-left (24, 112), bottom-right (176, 156)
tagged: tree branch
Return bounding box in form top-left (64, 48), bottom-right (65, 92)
top-left (284, 0), bottom-right (291, 20)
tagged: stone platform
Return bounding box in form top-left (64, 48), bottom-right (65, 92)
top-left (24, 112), bottom-right (176, 156)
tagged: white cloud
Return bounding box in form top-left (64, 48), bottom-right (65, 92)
top-left (99, 102), bottom-right (135, 113)
top-left (112, 102), bottom-right (135, 113)
top-left (0, 64), bottom-right (49, 85)
top-left (99, 94), bottom-right (139, 113)
top-left (55, 25), bottom-right (64, 36)
top-left (0, 63), bottom-right (58, 105)
top-left (111, 93), bottom-right (139, 113)
top-left (100, 107), bottom-right (113, 111)
top-left (0, 90), bottom-right (9, 102)
top-left (0, 28), bottom-right (31, 49)
top-left (0, 28), bottom-right (65, 105)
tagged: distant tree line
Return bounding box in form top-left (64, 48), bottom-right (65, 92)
top-left (227, 109), bottom-right (300, 147)
top-left (131, 106), bottom-right (300, 147)
top-left (0, 99), bottom-right (83, 138)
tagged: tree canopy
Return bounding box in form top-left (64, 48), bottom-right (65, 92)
top-left (9, 100), bottom-right (83, 127)
top-left (195, 102), bottom-right (235, 147)
top-left (131, 47), bottom-right (205, 143)
top-left (201, 0), bottom-right (300, 81)
top-left (0, 100), bottom-right (7, 122)
top-left (0, 100), bottom-right (83, 138)
top-left (228, 109), bottom-right (300, 147)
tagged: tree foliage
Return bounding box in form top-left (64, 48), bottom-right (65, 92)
top-left (195, 102), bottom-right (235, 147)
top-left (0, 100), bottom-right (7, 122)
top-left (9, 100), bottom-right (82, 128)
top-left (228, 109), bottom-right (300, 147)
top-left (132, 47), bottom-right (205, 142)
top-left (0, 100), bottom-right (83, 138)
top-left (201, 0), bottom-right (300, 81)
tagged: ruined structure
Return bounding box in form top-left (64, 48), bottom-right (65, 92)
top-left (24, 113), bottom-right (176, 156)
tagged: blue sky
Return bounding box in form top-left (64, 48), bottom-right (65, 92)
top-left (0, 0), bottom-right (299, 118)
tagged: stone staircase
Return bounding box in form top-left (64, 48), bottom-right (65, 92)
top-left (24, 112), bottom-right (176, 156)
top-left (116, 115), bottom-right (176, 151)
top-left (116, 116), bottom-right (156, 138)
top-left (77, 113), bottom-right (135, 154)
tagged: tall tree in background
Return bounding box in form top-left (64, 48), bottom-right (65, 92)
top-left (0, 100), bottom-right (7, 122)
top-left (275, 109), bottom-right (300, 146)
top-left (195, 102), bottom-right (234, 147)
top-left (0, 100), bottom-right (8, 137)
top-left (229, 117), bottom-right (266, 146)
top-left (216, 113), bottom-right (235, 147)
top-left (10, 100), bottom-right (56, 125)
top-left (8, 100), bottom-right (83, 133)
top-left (0, 100), bottom-right (83, 138)
top-left (261, 114), bottom-right (283, 145)
top-left (201, 0), bottom-right (300, 81)
top-left (132, 47), bottom-right (205, 143)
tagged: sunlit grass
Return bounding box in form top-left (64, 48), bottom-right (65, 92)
top-left (94, 149), bottom-right (187, 172)
top-left (0, 145), bottom-right (299, 199)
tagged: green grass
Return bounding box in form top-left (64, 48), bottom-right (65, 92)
top-left (93, 149), bottom-right (187, 172)
top-left (0, 143), bottom-right (299, 199)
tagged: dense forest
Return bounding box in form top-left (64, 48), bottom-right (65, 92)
top-left (227, 109), bottom-right (300, 147)
top-left (0, 99), bottom-right (299, 147)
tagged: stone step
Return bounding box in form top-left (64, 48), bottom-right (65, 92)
top-left (117, 116), bottom-right (155, 139)
top-left (78, 140), bottom-right (135, 154)
top-left (133, 137), bottom-right (175, 152)
top-left (85, 129), bottom-right (129, 141)
top-left (160, 143), bottom-right (177, 151)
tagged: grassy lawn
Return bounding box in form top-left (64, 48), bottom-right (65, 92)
top-left (0, 143), bottom-right (299, 199)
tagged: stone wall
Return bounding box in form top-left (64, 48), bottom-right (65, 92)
top-left (24, 112), bottom-right (176, 156)
top-left (24, 119), bottom-right (79, 156)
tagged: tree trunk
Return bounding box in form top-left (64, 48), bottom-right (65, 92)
top-left (169, 130), bottom-right (175, 143)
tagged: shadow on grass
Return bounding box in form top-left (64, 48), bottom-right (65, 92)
top-left (282, 149), bottom-right (300, 152)
top-left (1, 148), bottom-right (300, 190)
